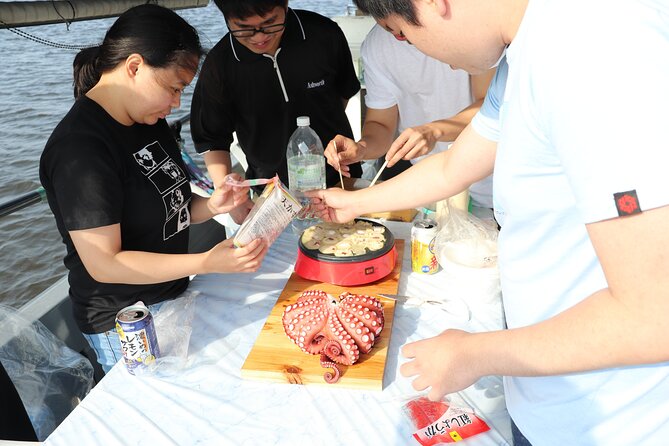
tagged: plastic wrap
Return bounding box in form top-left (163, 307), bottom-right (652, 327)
top-left (0, 304), bottom-right (94, 440)
top-left (434, 200), bottom-right (498, 269)
top-left (131, 290), bottom-right (217, 377)
top-left (433, 201), bottom-right (505, 330)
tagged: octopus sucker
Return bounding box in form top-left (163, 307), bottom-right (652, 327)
top-left (282, 290), bottom-right (385, 383)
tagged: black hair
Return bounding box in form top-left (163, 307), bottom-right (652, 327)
top-left (213, 0), bottom-right (288, 21)
top-left (73, 4), bottom-right (204, 99)
top-left (353, 0), bottom-right (420, 26)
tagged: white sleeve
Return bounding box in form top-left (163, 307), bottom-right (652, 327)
top-left (544, 12), bottom-right (669, 223)
top-left (360, 26), bottom-right (401, 110)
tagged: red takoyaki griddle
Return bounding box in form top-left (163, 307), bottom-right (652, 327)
top-left (294, 219), bottom-right (397, 286)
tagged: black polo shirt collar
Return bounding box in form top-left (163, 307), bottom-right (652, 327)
top-left (227, 8), bottom-right (306, 63)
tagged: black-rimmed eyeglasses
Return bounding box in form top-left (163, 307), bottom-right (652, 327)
top-left (229, 23), bottom-right (285, 38)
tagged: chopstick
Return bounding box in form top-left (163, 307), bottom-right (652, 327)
top-left (333, 140), bottom-right (345, 190)
top-left (368, 158), bottom-right (388, 188)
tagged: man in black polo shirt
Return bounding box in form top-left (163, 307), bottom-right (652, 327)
top-left (190, 0), bottom-right (363, 223)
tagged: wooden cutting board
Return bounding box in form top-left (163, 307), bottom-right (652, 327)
top-left (241, 240), bottom-right (404, 391)
top-left (361, 208), bottom-right (418, 222)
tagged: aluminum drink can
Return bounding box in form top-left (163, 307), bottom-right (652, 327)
top-left (115, 301), bottom-right (160, 374)
top-left (411, 219), bottom-right (439, 274)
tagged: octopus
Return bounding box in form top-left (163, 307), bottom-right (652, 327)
top-left (282, 290), bottom-right (385, 383)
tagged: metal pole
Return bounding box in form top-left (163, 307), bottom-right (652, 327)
top-left (0, 0), bottom-right (210, 29)
top-left (0, 187), bottom-right (46, 218)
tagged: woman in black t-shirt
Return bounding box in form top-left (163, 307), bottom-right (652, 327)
top-left (40, 5), bottom-right (267, 373)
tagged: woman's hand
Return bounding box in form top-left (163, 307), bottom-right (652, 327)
top-left (207, 173), bottom-right (250, 216)
top-left (204, 238), bottom-right (267, 274)
top-left (229, 199), bottom-right (253, 224)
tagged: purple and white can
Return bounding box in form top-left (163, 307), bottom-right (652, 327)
top-left (115, 301), bottom-right (160, 374)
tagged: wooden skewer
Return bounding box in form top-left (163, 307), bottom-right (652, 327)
top-left (333, 140), bottom-right (345, 190)
top-left (368, 158), bottom-right (388, 188)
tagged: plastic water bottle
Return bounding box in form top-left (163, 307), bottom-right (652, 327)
top-left (286, 116), bottom-right (326, 232)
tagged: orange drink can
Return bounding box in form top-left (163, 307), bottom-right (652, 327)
top-left (411, 219), bottom-right (439, 274)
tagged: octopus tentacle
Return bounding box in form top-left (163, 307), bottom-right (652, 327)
top-left (320, 352), bottom-right (341, 384)
top-left (339, 293), bottom-right (384, 335)
top-left (282, 290), bottom-right (384, 384)
top-left (335, 294), bottom-right (385, 354)
top-left (336, 307), bottom-right (375, 354)
top-left (283, 295), bottom-right (328, 354)
top-left (324, 314), bottom-right (359, 365)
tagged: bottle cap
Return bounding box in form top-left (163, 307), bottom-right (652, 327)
top-left (296, 116), bottom-right (310, 127)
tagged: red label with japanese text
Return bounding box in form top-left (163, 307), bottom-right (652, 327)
top-left (404, 397), bottom-right (490, 445)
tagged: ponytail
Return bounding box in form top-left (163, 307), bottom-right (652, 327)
top-left (73, 46), bottom-right (102, 99)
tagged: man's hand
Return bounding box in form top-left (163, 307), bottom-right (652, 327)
top-left (324, 135), bottom-right (367, 178)
top-left (305, 188), bottom-right (360, 223)
top-left (386, 124), bottom-right (440, 167)
top-left (400, 329), bottom-right (483, 401)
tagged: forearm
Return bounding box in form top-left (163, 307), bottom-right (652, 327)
top-left (467, 287), bottom-right (669, 379)
top-left (356, 106), bottom-right (399, 161)
top-left (348, 150), bottom-right (463, 214)
top-left (204, 150), bottom-right (232, 188)
top-left (190, 195), bottom-right (216, 224)
top-left (427, 99), bottom-right (484, 143)
top-left (359, 121), bottom-right (396, 160)
top-left (349, 125), bottom-right (495, 215)
top-left (92, 250), bottom-right (209, 284)
top-left (469, 204), bottom-right (669, 378)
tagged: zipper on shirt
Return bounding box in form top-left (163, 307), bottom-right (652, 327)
top-left (263, 48), bottom-right (289, 103)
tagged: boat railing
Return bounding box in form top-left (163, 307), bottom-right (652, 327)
top-left (0, 187), bottom-right (46, 218)
top-left (0, 0), bottom-right (210, 29)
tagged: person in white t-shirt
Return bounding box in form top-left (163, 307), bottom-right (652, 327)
top-left (308, 0), bottom-right (669, 444)
top-left (324, 23), bottom-right (494, 208)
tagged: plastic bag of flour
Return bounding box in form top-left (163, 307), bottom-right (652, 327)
top-left (434, 200), bottom-right (498, 269)
top-left (233, 176), bottom-right (302, 248)
top-left (402, 395), bottom-right (490, 445)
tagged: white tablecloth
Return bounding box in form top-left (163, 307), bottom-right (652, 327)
top-left (45, 221), bottom-right (511, 446)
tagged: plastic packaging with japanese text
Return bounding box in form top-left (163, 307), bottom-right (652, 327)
top-left (402, 395), bottom-right (490, 445)
top-left (233, 176), bottom-right (302, 248)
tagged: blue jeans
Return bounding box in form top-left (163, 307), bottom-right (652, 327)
top-left (82, 328), bottom-right (122, 374)
top-left (82, 302), bottom-right (164, 374)
top-left (511, 419), bottom-right (533, 446)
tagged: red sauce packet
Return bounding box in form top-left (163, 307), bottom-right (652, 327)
top-left (403, 396), bottom-right (490, 445)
